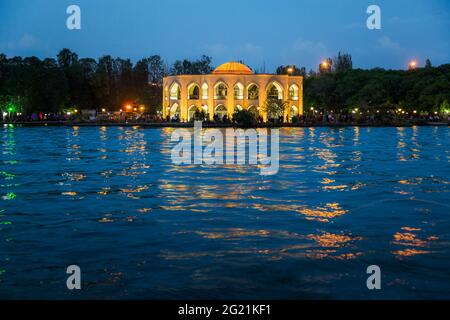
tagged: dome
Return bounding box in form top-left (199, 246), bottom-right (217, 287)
top-left (212, 61), bottom-right (254, 75)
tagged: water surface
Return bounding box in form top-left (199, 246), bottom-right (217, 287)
top-left (0, 125), bottom-right (449, 299)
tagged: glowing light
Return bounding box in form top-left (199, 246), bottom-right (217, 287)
top-left (126, 105), bottom-right (132, 110)
top-left (101, 108), bottom-right (106, 112)
top-left (413, 110), bottom-right (417, 114)
top-left (409, 60), bottom-right (417, 69)
top-left (74, 109), bottom-right (78, 113)
top-left (321, 61), bottom-right (328, 68)
top-left (140, 107), bottom-right (145, 111)
top-left (287, 67), bottom-right (294, 74)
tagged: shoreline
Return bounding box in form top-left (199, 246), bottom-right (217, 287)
top-left (1, 121), bottom-right (449, 128)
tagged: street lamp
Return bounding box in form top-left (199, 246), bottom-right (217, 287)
top-left (409, 60), bottom-right (417, 70)
top-left (287, 67), bottom-right (294, 75)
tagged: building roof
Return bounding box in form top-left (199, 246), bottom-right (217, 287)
top-left (212, 61), bottom-right (254, 75)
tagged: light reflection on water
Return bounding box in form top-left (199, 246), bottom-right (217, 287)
top-left (0, 125), bottom-right (449, 299)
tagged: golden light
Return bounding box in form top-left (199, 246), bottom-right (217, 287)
top-left (310, 107), bottom-right (314, 111)
top-left (321, 61), bottom-right (328, 68)
top-left (409, 61), bottom-right (417, 69)
top-left (134, 107), bottom-right (137, 111)
top-left (126, 105), bottom-right (132, 110)
top-left (413, 110), bottom-right (417, 114)
top-left (101, 108), bottom-right (106, 112)
top-left (119, 109), bottom-right (123, 112)
top-left (140, 107), bottom-right (145, 111)
top-left (74, 109), bottom-right (78, 113)
top-left (287, 67), bottom-right (294, 74)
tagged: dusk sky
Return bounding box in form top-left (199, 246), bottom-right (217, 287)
top-left (1, 0), bottom-right (449, 72)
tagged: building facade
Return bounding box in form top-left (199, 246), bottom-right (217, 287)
top-left (162, 62), bottom-right (303, 122)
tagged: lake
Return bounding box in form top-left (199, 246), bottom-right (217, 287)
top-left (0, 125), bottom-right (449, 299)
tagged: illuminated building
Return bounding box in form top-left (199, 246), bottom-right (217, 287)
top-left (162, 61), bottom-right (303, 122)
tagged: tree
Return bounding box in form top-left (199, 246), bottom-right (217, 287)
top-left (425, 59), bottom-right (432, 68)
top-left (276, 65), bottom-right (306, 76)
top-left (263, 98), bottom-right (289, 120)
top-left (147, 55), bottom-right (166, 84)
top-left (334, 52), bottom-right (353, 73)
top-left (57, 48), bottom-right (78, 68)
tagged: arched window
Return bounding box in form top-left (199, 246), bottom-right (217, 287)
top-left (170, 83), bottom-right (181, 100)
top-left (215, 105), bottom-right (227, 120)
top-left (188, 105), bottom-right (197, 122)
top-left (188, 83), bottom-right (200, 100)
top-left (267, 82), bottom-right (283, 100)
top-left (170, 103), bottom-right (180, 118)
top-left (247, 84), bottom-right (259, 100)
top-left (202, 83), bottom-right (209, 99)
top-left (214, 83), bottom-right (228, 100)
top-left (289, 84), bottom-right (299, 100)
top-left (234, 83), bottom-right (244, 99)
top-left (291, 105), bottom-right (299, 117)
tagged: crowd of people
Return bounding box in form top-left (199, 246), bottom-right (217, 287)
top-left (2, 110), bottom-right (449, 125)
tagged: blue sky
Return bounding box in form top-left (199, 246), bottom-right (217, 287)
top-left (0, 0), bottom-right (449, 71)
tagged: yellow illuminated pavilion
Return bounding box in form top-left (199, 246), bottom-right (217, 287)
top-left (162, 61), bottom-right (303, 122)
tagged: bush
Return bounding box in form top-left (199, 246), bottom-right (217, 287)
top-left (232, 109), bottom-right (257, 127)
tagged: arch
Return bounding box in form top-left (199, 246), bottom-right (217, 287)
top-left (170, 103), bottom-right (180, 119)
top-left (267, 82), bottom-right (283, 100)
top-left (291, 105), bottom-right (299, 117)
top-left (214, 82), bottom-right (228, 100)
top-left (188, 83), bottom-right (200, 100)
top-left (169, 82), bottom-right (181, 100)
top-left (201, 83), bottom-right (209, 99)
top-left (214, 104), bottom-right (228, 120)
top-left (247, 83), bottom-right (259, 100)
top-left (289, 84), bottom-right (299, 100)
top-left (234, 82), bottom-right (244, 99)
top-left (188, 105), bottom-right (198, 122)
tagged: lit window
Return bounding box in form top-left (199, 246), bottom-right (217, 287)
top-left (234, 83), bottom-right (244, 99)
top-left (214, 83), bottom-right (228, 99)
top-left (247, 84), bottom-right (259, 100)
top-left (202, 83), bottom-right (208, 99)
top-left (170, 83), bottom-right (181, 100)
top-left (188, 84), bottom-right (200, 100)
top-left (289, 84), bottom-right (299, 100)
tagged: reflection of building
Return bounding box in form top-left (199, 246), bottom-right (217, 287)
top-left (162, 61), bottom-right (303, 122)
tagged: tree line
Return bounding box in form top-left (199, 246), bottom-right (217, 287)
top-left (0, 49), bottom-right (213, 115)
top-left (1, 49), bottom-right (449, 116)
top-left (278, 52), bottom-right (450, 114)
